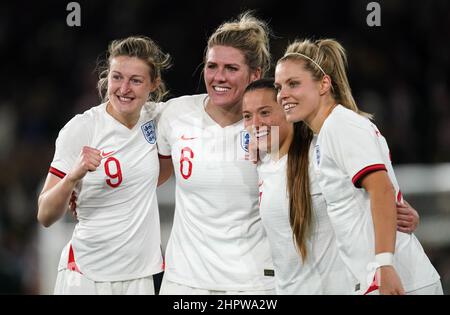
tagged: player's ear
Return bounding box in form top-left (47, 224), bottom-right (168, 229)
top-left (319, 75), bottom-right (332, 95)
top-left (250, 67), bottom-right (262, 82)
top-left (149, 77), bottom-right (161, 93)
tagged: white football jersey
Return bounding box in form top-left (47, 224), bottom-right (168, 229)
top-left (314, 105), bottom-right (440, 293)
top-left (157, 94), bottom-right (275, 291)
top-left (50, 102), bottom-right (163, 282)
top-left (258, 150), bottom-right (353, 294)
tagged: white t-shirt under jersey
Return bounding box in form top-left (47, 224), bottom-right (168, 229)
top-left (157, 94), bottom-right (274, 291)
top-left (50, 102), bottom-right (163, 282)
top-left (314, 105), bottom-right (440, 294)
top-left (258, 148), bottom-right (353, 294)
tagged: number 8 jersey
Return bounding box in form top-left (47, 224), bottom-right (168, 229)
top-left (157, 94), bottom-right (275, 291)
top-left (49, 102), bottom-right (163, 282)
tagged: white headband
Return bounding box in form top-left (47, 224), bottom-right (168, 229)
top-left (282, 52), bottom-right (327, 77)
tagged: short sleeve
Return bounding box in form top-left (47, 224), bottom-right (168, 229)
top-left (322, 115), bottom-right (386, 188)
top-left (50, 115), bottom-right (92, 178)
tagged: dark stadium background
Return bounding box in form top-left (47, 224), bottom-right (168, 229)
top-left (0, 0), bottom-right (449, 294)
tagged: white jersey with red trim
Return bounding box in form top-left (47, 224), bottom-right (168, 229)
top-left (50, 102), bottom-right (163, 282)
top-left (314, 105), bottom-right (440, 293)
top-left (157, 94), bottom-right (274, 291)
top-left (258, 152), bottom-right (354, 294)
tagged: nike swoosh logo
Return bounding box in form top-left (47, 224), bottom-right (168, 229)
top-left (101, 150), bottom-right (115, 158)
top-left (181, 135), bottom-right (197, 140)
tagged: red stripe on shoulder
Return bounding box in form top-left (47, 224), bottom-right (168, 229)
top-left (352, 164), bottom-right (386, 188)
top-left (158, 154), bottom-right (172, 159)
top-left (49, 167), bottom-right (66, 178)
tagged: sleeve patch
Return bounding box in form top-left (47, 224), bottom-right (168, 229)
top-left (352, 164), bottom-right (386, 188)
top-left (158, 154), bottom-right (172, 160)
top-left (49, 167), bottom-right (66, 179)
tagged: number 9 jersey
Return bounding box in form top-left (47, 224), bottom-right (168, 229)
top-left (157, 94), bottom-right (274, 291)
top-left (49, 102), bottom-right (163, 282)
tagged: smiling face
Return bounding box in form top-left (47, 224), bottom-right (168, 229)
top-left (242, 87), bottom-right (292, 154)
top-left (204, 45), bottom-right (260, 111)
top-left (274, 59), bottom-right (323, 125)
top-left (107, 56), bottom-right (157, 126)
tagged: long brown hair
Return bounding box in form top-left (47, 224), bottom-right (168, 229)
top-left (282, 39), bottom-right (371, 260)
top-left (287, 122), bottom-right (313, 261)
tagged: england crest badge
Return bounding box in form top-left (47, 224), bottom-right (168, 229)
top-left (141, 120), bottom-right (156, 144)
top-left (240, 130), bottom-right (250, 152)
top-left (315, 144), bottom-right (321, 166)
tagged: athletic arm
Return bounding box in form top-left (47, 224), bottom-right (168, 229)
top-left (37, 146), bottom-right (101, 227)
top-left (37, 174), bottom-right (79, 227)
top-left (158, 157), bottom-right (173, 186)
top-left (362, 170), bottom-right (405, 295)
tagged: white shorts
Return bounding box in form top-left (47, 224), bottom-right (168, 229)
top-left (366, 280), bottom-right (443, 295)
top-left (159, 277), bottom-right (276, 295)
top-left (407, 281), bottom-right (443, 295)
top-left (54, 269), bottom-right (155, 295)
